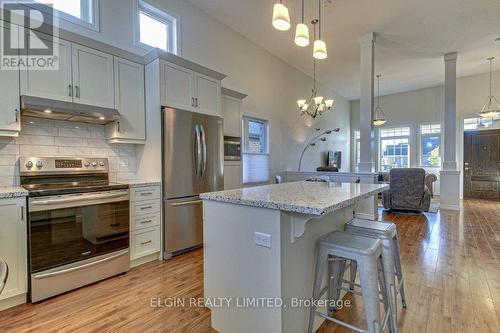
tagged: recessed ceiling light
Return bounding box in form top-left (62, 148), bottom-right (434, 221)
top-left (99, 116), bottom-right (105, 120)
top-left (29, 121), bottom-right (34, 124)
top-left (44, 109), bottom-right (52, 113)
top-left (495, 37), bottom-right (500, 44)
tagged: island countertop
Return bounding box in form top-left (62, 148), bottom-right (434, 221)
top-left (200, 181), bottom-right (388, 216)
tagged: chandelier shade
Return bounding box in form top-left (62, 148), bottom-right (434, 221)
top-left (478, 57), bottom-right (500, 118)
top-left (373, 74), bottom-right (387, 126)
top-left (295, 23), bottom-right (310, 47)
top-left (272, 2), bottom-right (291, 31)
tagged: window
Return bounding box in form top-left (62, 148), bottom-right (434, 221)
top-left (379, 126), bottom-right (410, 171)
top-left (420, 124), bottom-right (441, 167)
top-left (353, 130), bottom-right (360, 170)
top-left (242, 116), bottom-right (270, 184)
top-left (33, 0), bottom-right (99, 30)
top-left (137, 1), bottom-right (178, 54)
top-left (464, 117), bottom-right (494, 130)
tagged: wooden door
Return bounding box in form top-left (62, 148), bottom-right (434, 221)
top-left (463, 129), bottom-right (500, 199)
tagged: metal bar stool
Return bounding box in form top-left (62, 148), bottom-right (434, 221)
top-left (0, 258), bottom-right (8, 295)
top-left (308, 231), bottom-right (394, 333)
top-left (344, 219), bottom-right (407, 328)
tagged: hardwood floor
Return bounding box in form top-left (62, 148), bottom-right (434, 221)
top-left (0, 199), bottom-right (498, 333)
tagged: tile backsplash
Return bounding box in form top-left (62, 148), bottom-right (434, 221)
top-left (0, 117), bottom-right (138, 186)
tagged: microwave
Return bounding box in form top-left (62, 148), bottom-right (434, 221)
top-left (224, 136), bottom-right (241, 161)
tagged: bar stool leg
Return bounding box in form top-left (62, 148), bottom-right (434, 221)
top-left (327, 256), bottom-right (335, 316)
top-left (393, 235), bottom-right (407, 308)
top-left (378, 257), bottom-right (397, 333)
top-left (308, 247), bottom-right (329, 333)
top-left (381, 241), bottom-right (398, 330)
top-left (349, 260), bottom-right (357, 290)
top-left (357, 256), bottom-right (383, 333)
top-left (332, 259), bottom-right (346, 310)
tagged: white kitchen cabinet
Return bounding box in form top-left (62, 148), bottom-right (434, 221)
top-left (0, 197), bottom-right (27, 310)
top-left (224, 161), bottom-right (243, 190)
top-left (222, 95), bottom-right (242, 137)
top-left (106, 57), bottom-right (146, 144)
top-left (160, 60), bottom-right (221, 116)
top-left (129, 185), bottom-right (161, 266)
top-left (0, 23), bottom-right (21, 137)
top-left (195, 74), bottom-right (221, 117)
top-left (161, 62), bottom-right (194, 111)
top-left (20, 32), bottom-right (73, 103)
top-left (72, 44), bottom-right (115, 108)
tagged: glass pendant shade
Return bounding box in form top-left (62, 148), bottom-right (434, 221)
top-left (325, 99), bottom-right (334, 108)
top-left (313, 40), bottom-right (327, 59)
top-left (314, 96), bottom-right (324, 106)
top-left (297, 99), bottom-right (306, 108)
top-left (373, 106), bottom-right (387, 126)
top-left (301, 103), bottom-right (309, 111)
top-left (272, 3), bottom-right (291, 31)
top-left (294, 23), bottom-right (310, 47)
top-left (479, 96), bottom-right (500, 118)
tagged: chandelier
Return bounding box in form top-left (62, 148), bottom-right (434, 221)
top-left (478, 57), bottom-right (500, 118)
top-left (296, 21), bottom-right (334, 119)
top-left (272, 0), bottom-right (329, 59)
top-left (373, 74), bottom-right (387, 126)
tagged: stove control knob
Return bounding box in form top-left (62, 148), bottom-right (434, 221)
top-left (92, 161), bottom-right (97, 167)
top-left (84, 161), bottom-right (91, 167)
top-left (25, 161), bottom-right (33, 169)
top-left (36, 160), bottom-right (43, 168)
top-left (99, 161), bottom-right (105, 167)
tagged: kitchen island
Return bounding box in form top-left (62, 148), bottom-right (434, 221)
top-left (200, 181), bottom-right (389, 333)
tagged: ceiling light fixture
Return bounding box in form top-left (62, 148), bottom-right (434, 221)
top-left (44, 109), bottom-right (52, 114)
top-left (297, 20), bottom-right (334, 119)
top-left (478, 57), bottom-right (500, 118)
top-left (373, 74), bottom-right (387, 126)
top-left (272, 1), bottom-right (291, 31)
top-left (312, 0), bottom-right (327, 59)
top-left (294, 0), bottom-right (310, 47)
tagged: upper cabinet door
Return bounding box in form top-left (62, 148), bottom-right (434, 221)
top-left (161, 62), bottom-right (194, 111)
top-left (72, 44), bottom-right (115, 108)
top-left (195, 74), bottom-right (221, 117)
top-left (107, 57), bottom-right (146, 143)
top-left (0, 23), bottom-right (21, 135)
top-left (222, 95), bottom-right (242, 137)
top-left (20, 32), bottom-right (73, 102)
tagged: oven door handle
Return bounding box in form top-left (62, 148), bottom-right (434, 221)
top-left (32, 250), bottom-right (129, 280)
top-left (30, 192), bottom-right (128, 206)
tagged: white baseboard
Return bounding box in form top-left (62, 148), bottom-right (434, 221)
top-left (130, 252), bottom-right (161, 268)
top-left (0, 293), bottom-right (26, 311)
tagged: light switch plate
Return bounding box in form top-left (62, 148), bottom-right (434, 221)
top-left (255, 232), bottom-right (272, 248)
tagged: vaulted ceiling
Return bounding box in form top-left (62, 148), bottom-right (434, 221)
top-left (188, 0), bottom-right (500, 100)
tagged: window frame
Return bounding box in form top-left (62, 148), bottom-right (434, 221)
top-left (135, 0), bottom-right (179, 54)
top-left (418, 123), bottom-right (442, 168)
top-left (378, 125), bottom-right (411, 171)
top-left (26, 0), bottom-right (100, 32)
top-left (242, 116), bottom-right (269, 155)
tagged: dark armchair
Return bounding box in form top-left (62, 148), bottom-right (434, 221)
top-left (382, 168), bottom-right (431, 212)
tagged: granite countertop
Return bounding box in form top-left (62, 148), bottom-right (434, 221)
top-left (117, 180), bottom-right (161, 188)
top-left (0, 187), bottom-right (29, 199)
top-left (200, 181), bottom-right (389, 216)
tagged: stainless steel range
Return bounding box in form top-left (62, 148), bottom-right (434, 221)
top-left (19, 157), bottom-right (130, 302)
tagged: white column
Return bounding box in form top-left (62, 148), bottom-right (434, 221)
top-left (355, 33), bottom-right (378, 220)
top-left (440, 52), bottom-right (460, 210)
top-left (358, 32), bottom-right (375, 173)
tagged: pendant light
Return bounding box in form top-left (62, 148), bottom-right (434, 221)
top-left (373, 74), bottom-right (387, 126)
top-left (478, 57), bottom-right (500, 118)
top-left (294, 0), bottom-right (310, 47)
top-left (313, 0), bottom-right (327, 59)
top-left (272, 1), bottom-right (291, 31)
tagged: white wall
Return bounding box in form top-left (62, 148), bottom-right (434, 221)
top-left (350, 69), bottom-right (500, 196)
top-left (42, 0), bottom-right (351, 176)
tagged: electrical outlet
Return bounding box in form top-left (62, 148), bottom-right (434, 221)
top-left (254, 232), bottom-right (272, 248)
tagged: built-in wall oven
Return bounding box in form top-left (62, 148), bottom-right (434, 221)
top-left (20, 157), bottom-right (130, 302)
top-left (224, 136), bottom-right (241, 161)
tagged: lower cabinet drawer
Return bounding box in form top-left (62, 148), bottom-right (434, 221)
top-left (133, 213), bottom-right (161, 231)
top-left (131, 226), bottom-right (160, 260)
top-left (132, 200), bottom-right (161, 217)
top-left (130, 186), bottom-right (161, 202)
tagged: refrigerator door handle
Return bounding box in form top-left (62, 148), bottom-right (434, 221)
top-left (200, 124), bottom-right (207, 179)
top-left (193, 124), bottom-right (202, 178)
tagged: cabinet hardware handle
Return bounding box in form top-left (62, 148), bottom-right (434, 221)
top-left (140, 206), bottom-right (152, 210)
top-left (171, 200), bottom-right (202, 207)
top-left (75, 85), bottom-right (80, 98)
top-left (20, 206), bottom-right (24, 222)
top-left (117, 121), bottom-right (121, 133)
top-left (191, 97), bottom-right (195, 107)
top-left (69, 84), bottom-right (73, 97)
top-left (14, 109), bottom-right (19, 123)
top-left (140, 192), bottom-right (153, 196)
top-left (109, 222), bottom-right (121, 227)
top-left (140, 240), bottom-right (152, 245)
top-left (140, 220), bottom-right (153, 224)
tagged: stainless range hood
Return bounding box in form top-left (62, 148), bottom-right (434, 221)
top-left (21, 95), bottom-right (121, 125)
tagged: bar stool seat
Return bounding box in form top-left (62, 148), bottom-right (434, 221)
top-left (309, 231), bottom-right (395, 333)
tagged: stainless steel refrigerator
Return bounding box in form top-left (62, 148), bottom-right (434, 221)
top-left (162, 107), bottom-right (224, 257)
